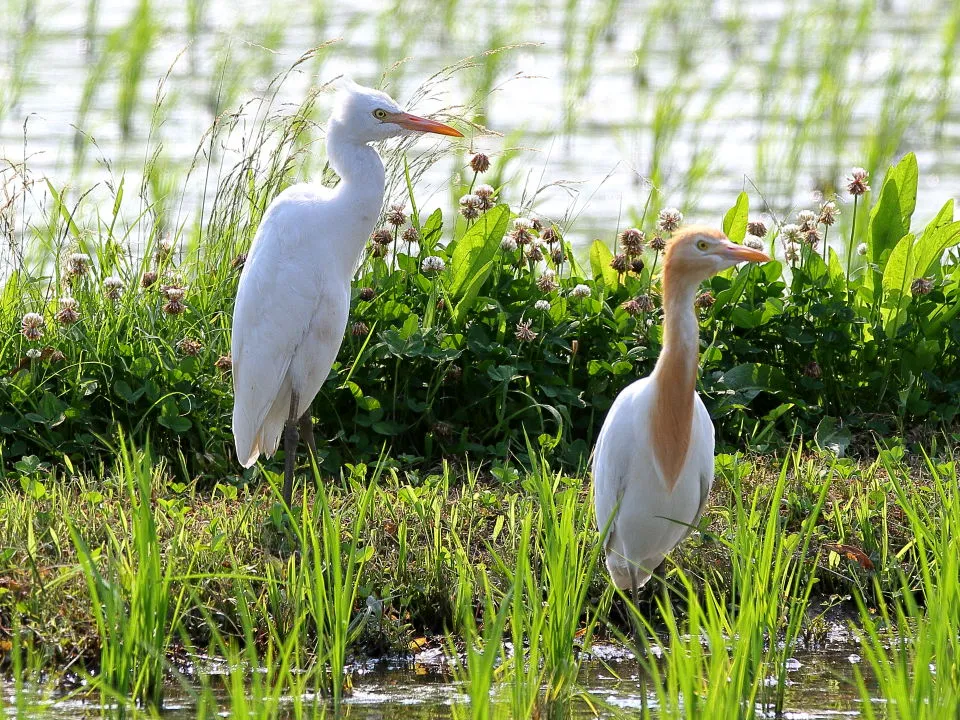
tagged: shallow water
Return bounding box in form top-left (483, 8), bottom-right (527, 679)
top-left (5, 641), bottom-right (877, 718)
top-left (1, 0), bottom-right (959, 260)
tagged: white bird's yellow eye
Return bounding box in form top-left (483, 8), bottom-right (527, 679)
top-left (696, 239), bottom-right (709, 251)
top-left (373, 109), bottom-right (388, 120)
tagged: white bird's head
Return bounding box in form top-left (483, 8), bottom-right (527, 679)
top-left (663, 226), bottom-right (770, 284)
top-left (330, 79), bottom-right (463, 144)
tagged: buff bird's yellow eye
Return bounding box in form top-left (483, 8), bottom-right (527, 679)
top-left (373, 109), bottom-right (388, 120)
top-left (696, 239), bottom-right (709, 251)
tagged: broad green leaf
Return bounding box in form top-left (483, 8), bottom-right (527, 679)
top-left (827, 248), bottom-right (845, 294)
top-left (448, 205), bottom-right (509, 300)
top-left (420, 208), bottom-right (443, 253)
top-left (926, 198), bottom-right (954, 232)
top-left (889, 152), bottom-right (918, 231)
top-left (589, 239), bottom-right (618, 288)
top-left (451, 260), bottom-right (494, 327)
top-left (722, 192), bottom-right (749, 243)
top-left (914, 220), bottom-right (960, 279)
top-left (880, 232), bottom-right (916, 336)
top-left (866, 174), bottom-right (905, 288)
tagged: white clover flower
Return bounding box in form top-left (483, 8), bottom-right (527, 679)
top-left (780, 223), bottom-right (802, 243)
top-left (657, 207), bottom-right (683, 233)
top-left (26, 348), bottom-right (42, 359)
top-left (784, 242), bottom-right (801, 263)
top-left (513, 217), bottom-right (533, 231)
top-left (67, 253), bottom-right (91, 276)
top-left (21, 312), bottom-right (45, 341)
top-left (104, 275), bottom-right (124, 300)
top-left (570, 284), bottom-right (592, 299)
top-left (856, 242), bottom-right (868, 256)
top-left (744, 236), bottom-right (765, 251)
top-left (422, 256), bottom-right (446, 273)
top-left (796, 210), bottom-right (817, 227)
top-left (500, 236), bottom-right (518, 252)
top-left (535, 299), bottom-right (551, 312)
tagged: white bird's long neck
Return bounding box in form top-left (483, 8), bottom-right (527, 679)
top-left (649, 270), bottom-right (700, 490)
top-left (325, 118), bottom-right (386, 269)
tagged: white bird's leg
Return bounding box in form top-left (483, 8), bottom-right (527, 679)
top-left (299, 409), bottom-right (318, 467)
top-left (282, 391), bottom-right (300, 507)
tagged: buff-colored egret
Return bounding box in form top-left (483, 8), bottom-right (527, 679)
top-left (231, 80), bottom-right (463, 506)
top-left (593, 226), bottom-right (770, 593)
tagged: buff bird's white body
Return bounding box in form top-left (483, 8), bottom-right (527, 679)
top-left (592, 226), bottom-right (769, 590)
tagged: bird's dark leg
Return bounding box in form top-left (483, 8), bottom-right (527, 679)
top-left (282, 391), bottom-right (300, 507)
top-left (629, 566), bottom-right (642, 645)
top-left (299, 410), bottom-right (318, 468)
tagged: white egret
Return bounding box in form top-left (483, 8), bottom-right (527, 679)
top-left (593, 226), bottom-right (769, 592)
top-left (231, 80), bottom-right (463, 505)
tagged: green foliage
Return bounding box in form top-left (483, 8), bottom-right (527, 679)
top-left (3, 155), bottom-right (960, 480)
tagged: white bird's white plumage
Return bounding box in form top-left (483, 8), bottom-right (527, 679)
top-left (592, 226), bottom-right (770, 590)
top-left (231, 81), bottom-right (462, 476)
top-left (593, 376), bottom-right (714, 589)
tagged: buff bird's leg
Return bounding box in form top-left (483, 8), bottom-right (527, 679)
top-left (282, 391), bottom-right (300, 507)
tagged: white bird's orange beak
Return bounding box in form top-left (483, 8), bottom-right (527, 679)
top-left (722, 240), bottom-right (770, 263)
top-left (387, 111), bottom-right (463, 137)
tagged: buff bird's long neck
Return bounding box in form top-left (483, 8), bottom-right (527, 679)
top-left (650, 255), bottom-right (701, 491)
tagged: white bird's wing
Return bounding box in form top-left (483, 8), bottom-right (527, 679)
top-left (231, 189), bottom-right (341, 467)
top-left (592, 377), bottom-right (653, 551)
